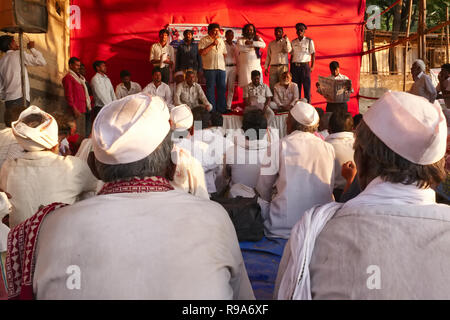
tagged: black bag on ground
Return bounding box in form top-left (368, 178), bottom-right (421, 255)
top-left (210, 195), bottom-right (264, 242)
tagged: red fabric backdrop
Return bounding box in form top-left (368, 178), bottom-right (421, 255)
top-left (70, 0), bottom-right (366, 114)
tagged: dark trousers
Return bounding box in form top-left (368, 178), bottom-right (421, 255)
top-left (291, 63), bottom-right (311, 103)
top-left (204, 69), bottom-right (227, 114)
top-left (326, 102), bottom-right (348, 113)
top-left (84, 111), bottom-right (92, 137)
top-left (160, 66), bottom-right (170, 84)
top-left (4, 97), bottom-right (30, 127)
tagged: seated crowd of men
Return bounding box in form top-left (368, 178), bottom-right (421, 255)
top-left (0, 23), bottom-right (449, 300)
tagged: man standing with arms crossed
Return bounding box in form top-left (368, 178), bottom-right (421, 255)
top-left (265, 27), bottom-right (292, 93)
top-left (290, 23), bottom-right (315, 103)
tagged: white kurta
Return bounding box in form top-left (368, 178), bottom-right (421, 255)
top-left (256, 131), bottom-right (335, 239)
top-left (307, 179), bottom-right (450, 299)
top-left (0, 150), bottom-right (99, 228)
top-left (225, 130), bottom-right (270, 189)
top-left (237, 37), bottom-right (266, 88)
top-left (33, 189), bottom-right (255, 299)
top-left (324, 131), bottom-right (355, 190)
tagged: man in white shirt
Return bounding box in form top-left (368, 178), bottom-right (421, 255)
top-left (0, 35), bottom-right (46, 127)
top-left (265, 27), bottom-right (292, 92)
top-left (271, 71), bottom-right (299, 111)
top-left (275, 92), bottom-right (449, 300)
top-left (316, 61), bottom-right (353, 113)
top-left (324, 112), bottom-right (355, 199)
top-left (437, 63), bottom-right (450, 108)
top-left (256, 101), bottom-right (335, 239)
top-left (0, 106), bottom-right (98, 228)
top-left (0, 107), bottom-right (25, 169)
top-left (290, 23), bottom-right (315, 103)
top-left (170, 104), bottom-right (209, 199)
top-left (174, 70), bottom-right (212, 111)
top-left (199, 23), bottom-right (228, 114)
top-left (115, 70), bottom-right (142, 99)
top-left (143, 68), bottom-right (173, 106)
top-left (90, 60), bottom-right (116, 116)
top-left (243, 70), bottom-right (275, 126)
top-left (5, 94), bottom-right (254, 300)
top-left (225, 30), bottom-right (239, 110)
top-left (150, 29), bottom-right (175, 84)
top-left (409, 59), bottom-right (437, 103)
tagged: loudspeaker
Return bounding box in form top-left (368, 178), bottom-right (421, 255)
top-left (0, 0), bottom-right (48, 33)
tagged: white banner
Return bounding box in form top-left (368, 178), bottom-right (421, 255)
top-left (168, 24), bottom-right (243, 47)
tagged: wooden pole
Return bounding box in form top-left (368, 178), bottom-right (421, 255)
top-left (447, 6), bottom-right (449, 62)
top-left (403, 0), bottom-right (413, 91)
top-left (418, 0), bottom-right (427, 64)
top-left (19, 31), bottom-right (27, 107)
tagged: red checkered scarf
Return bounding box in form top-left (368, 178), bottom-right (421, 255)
top-left (6, 177), bottom-right (173, 300)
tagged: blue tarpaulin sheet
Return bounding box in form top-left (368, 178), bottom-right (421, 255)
top-left (239, 237), bottom-right (288, 300)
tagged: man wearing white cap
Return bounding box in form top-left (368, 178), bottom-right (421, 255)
top-left (170, 105), bottom-right (210, 199)
top-left (6, 93), bottom-right (254, 300)
top-left (0, 106), bottom-right (98, 228)
top-left (275, 92), bottom-right (449, 300)
top-left (409, 59), bottom-right (437, 103)
top-left (256, 101), bottom-right (335, 239)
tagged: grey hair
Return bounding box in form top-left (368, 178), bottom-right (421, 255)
top-left (294, 122), bottom-right (319, 133)
top-left (95, 130), bottom-right (174, 182)
top-left (413, 59), bottom-right (426, 71)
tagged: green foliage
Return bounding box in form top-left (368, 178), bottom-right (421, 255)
top-left (366, 0), bottom-right (449, 31)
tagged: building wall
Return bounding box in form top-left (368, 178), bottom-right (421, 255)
top-left (0, 0), bottom-right (70, 125)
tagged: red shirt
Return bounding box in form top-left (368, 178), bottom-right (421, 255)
top-left (62, 73), bottom-right (87, 113)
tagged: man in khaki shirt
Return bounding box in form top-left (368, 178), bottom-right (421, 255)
top-left (199, 23), bottom-right (227, 114)
top-left (264, 27), bottom-right (292, 92)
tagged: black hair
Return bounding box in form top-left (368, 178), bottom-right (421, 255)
top-left (0, 35), bottom-right (14, 52)
top-left (152, 67), bottom-right (162, 75)
top-left (120, 70), bottom-right (131, 78)
top-left (275, 27), bottom-right (283, 33)
top-left (329, 61), bottom-right (340, 71)
top-left (93, 60), bottom-right (106, 72)
top-left (251, 70), bottom-right (261, 78)
top-left (295, 23), bottom-right (307, 31)
top-left (159, 29), bottom-right (169, 36)
top-left (68, 57), bottom-right (80, 66)
top-left (328, 111), bottom-right (353, 133)
top-left (192, 107), bottom-right (211, 130)
top-left (442, 64), bottom-right (450, 73)
top-left (210, 111), bottom-right (223, 127)
top-left (353, 113), bottom-right (363, 129)
top-left (225, 29), bottom-right (234, 35)
top-left (242, 110), bottom-right (267, 140)
top-left (208, 23), bottom-right (220, 32)
top-left (183, 29), bottom-right (193, 37)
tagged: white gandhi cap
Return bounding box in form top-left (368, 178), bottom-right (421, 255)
top-left (363, 91), bottom-right (447, 165)
top-left (92, 93), bottom-right (170, 165)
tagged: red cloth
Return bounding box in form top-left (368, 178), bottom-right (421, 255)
top-left (62, 73), bottom-right (87, 114)
top-left (98, 177), bottom-right (174, 195)
top-left (70, 0), bottom-right (365, 115)
top-left (6, 203), bottom-right (68, 300)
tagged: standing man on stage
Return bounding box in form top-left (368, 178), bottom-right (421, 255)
top-left (0, 35), bottom-right (46, 127)
top-left (224, 30), bottom-right (238, 111)
top-left (265, 27), bottom-right (292, 92)
top-left (199, 23), bottom-right (227, 114)
top-left (62, 57), bottom-right (91, 138)
top-left (150, 29), bottom-right (175, 84)
top-left (290, 23), bottom-right (315, 103)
